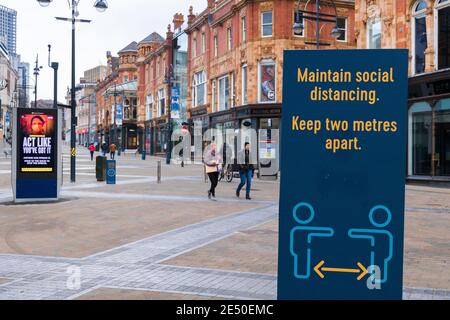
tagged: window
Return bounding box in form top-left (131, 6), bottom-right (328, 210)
top-left (202, 33), bottom-right (206, 53)
top-left (436, 0), bottom-right (450, 69)
top-left (367, 18), bottom-right (381, 49)
top-left (242, 64), bottom-right (248, 105)
top-left (158, 89), bottom-right (165, 117)
top-left (259, 60), bottom-right (276, 103)
top-left (412, 1), bottom-right (428, 74)
top-left (214, 36), bottom-right (218, 57)
top-left (124, 76), bottom-right (129, 82)
top-left (261, 11), bottom-right (273, 37)
top-left (192, 71), bottom-right (207, 107)
top-left (336, 17), bottom-right (347, 42)
top-left (227, 28), bottom-right (232, 51)
top-left (294, 11), bottom-right (304, 37)
top-left (212, 80), bottom-right (216, 113)
top-left (146, 94), bottom-right (153, 121)
top-left (193, 38), bottom-right (197, 57)
top-left (218, 75), bottom-right (230, 111)
top-left (241, 17), bottom-right (247, 42)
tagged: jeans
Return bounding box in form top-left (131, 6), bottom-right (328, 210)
top-left (237, 169), bottom-right (252, 197)
top-left (110, 152), bottom-right (115, 160)
top-left (208, 172), bottom-right (219, 196)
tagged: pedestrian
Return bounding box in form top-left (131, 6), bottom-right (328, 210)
top-left (88, 143), bottom-right (96, 161)
top-left (101, 142), bottom-right (108, 156)
top-left (236, 142), bottom-right (255, 200)
top-left (204, 143), bottom-right (221, 199)
top-left (109, 143), bottom-right (117, 160)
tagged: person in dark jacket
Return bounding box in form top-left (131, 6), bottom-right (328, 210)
top-left (236, 142), bottom-right (255, 200)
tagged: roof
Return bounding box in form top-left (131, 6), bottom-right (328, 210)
top-left (104, 80), bottom-right (137, 97)
top-left (118, 41), bottom-right (138, 54)
top-left (139, 32), bottom-right (164, 44)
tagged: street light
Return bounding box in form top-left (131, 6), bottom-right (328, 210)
top-left (37, 0), bottom-right (108, 183)
top-left (163, 64), bottom-right (175, 165)
top-left (33, 54), bottom-right (43, 108)
top-left (293, 0), bottom-right (342, 49)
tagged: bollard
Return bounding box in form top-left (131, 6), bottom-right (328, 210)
top-left (157, 160), bottom-right (161, 184)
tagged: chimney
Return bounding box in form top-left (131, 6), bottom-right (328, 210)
top-left (188, 6), bottom-right (196, 25)
top-left (173, 13), bottom-right (184, 31)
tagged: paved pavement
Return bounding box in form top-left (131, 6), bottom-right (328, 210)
top-left (0, 146), bottom-right (448, 300)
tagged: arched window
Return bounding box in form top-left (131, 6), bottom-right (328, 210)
top-left (409, 102), bottom-right (432, 176)
top-left (412, 1), bottom-right (428, 74)
top-left (436, 0), bottom-right (450, 69)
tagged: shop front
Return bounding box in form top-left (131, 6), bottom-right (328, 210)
top-left (408, 69), bottom-right (450, 182)
top-left (145, 118), bottom-right (169, 156)
top-left (209, 104), bottom-right (281, 168)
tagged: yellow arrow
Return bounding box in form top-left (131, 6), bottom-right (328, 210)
top-left (314, 260), bottom-right (368, 281)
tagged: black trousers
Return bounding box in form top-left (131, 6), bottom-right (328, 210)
top-left (208, 172), bottom-right (219, 195)
top-left (90, 151), bottom-right (94, 161)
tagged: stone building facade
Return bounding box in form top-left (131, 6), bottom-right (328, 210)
top-left (355, 0), bottom-right (450, 181)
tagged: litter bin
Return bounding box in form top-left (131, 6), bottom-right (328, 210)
top-left (96, 156), bottom-right (107, 181)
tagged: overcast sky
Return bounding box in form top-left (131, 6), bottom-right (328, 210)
top-left (1, 0), bottom-right (205, 103)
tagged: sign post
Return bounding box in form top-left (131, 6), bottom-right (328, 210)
top-left (12, 108), bottom-right (61, 202)
top-left (278, 50), bottom-right (408, 300)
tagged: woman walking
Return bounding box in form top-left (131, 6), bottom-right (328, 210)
top-left (204, 143), bottom-right (221, 199)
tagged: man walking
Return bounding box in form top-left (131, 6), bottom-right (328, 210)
top-left (236, 142), bottom-right (255, 200)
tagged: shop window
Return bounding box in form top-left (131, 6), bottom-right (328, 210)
top-left (435, 99), bottom-right (450, 176)
top-left (412, 1), bottom-right (427, 74)
top-left (436, 0), bottom-right (450, 69)
top-left (192, 71), bottom-right (207, 107)
top-left (409, 102), bottom-right (432, 176)
top-left (261, 11), bottom-right (273, 37)
top-left (367, 18), bottom-right (381, 49)
top-left (218, 75), bottom-right (230, 111)
top-left (259, 60), bottom-right (276, 103)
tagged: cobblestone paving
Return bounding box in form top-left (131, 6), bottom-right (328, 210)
top-left (0, 202), bottom-right (447, 300)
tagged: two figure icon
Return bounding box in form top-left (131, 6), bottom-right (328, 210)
top-left (290, 202), bottom-right (393, 284)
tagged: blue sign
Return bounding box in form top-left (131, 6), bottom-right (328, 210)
top-left (5, 112), bottom-right (10, 124)
top-left (278, 50), bottom-right (408, 300)
top-left (115, 104), bottom-right (123, 125)
top-left (106, 160), bottom-right (116, 185)
top-left (171, 87), bottom-right (180, 119)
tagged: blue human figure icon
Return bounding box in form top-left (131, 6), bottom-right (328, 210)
top-left (290, 202), bottom-right (334, 279)
top-left (348, 205), bottom-right (394, 284)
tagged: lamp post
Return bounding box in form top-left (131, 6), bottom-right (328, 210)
top-left (164, 64), bottom-right (174, 165)
top-left (37, 0), bottom-right (109, 183)
top-left (47, 44), bottom-right (59, 110)
top-left (33, 54), bottom-right (43, 108)
top-left (293, 0), bottom-right (342, 49)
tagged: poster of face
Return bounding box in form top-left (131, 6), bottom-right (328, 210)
top-left (17, 109), bottom-right (57, 177)
top-left (260, 64), bottom-right (276, 102)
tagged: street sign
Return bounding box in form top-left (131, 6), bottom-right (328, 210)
top-left (278, 50), bottom-right (408, 300)
top-left (106, 160), bottom-right (116, 185)
top-left (12, 108), bottom-right (61, 201)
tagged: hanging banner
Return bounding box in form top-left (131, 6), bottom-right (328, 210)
top-left (278, 49), bottom-right (408, 300)
top-left (171, 86), bottom-right (181, 120)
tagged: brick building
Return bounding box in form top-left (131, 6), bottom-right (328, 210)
top-left (186, 0), bottom-right (355, 163)
top-left (136, 15), bottom-right (189, 156)
top-left (96, 43), bottom-right (139, 151)
top-left (355, 0), bottom-right (450, 181)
